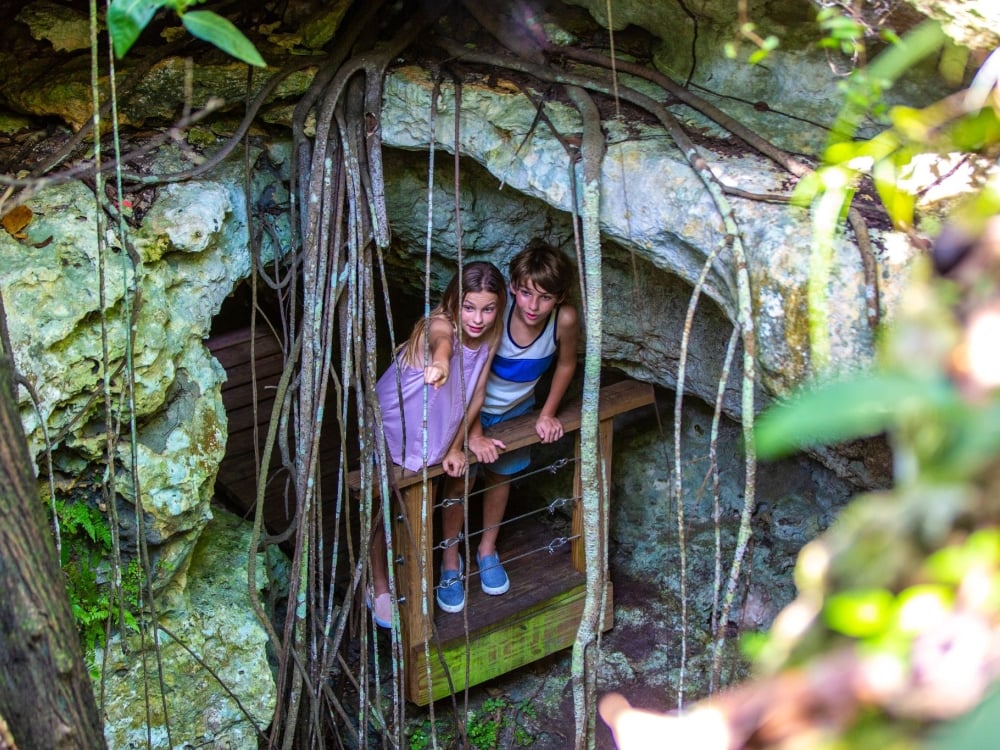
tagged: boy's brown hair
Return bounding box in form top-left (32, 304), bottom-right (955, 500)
top-left (508, 238), bottom-right (575, 301)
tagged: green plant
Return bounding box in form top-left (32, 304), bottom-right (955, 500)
top-left (747, 257), bottom-right (1000, 742)
top-left (467, 709), bottom-right (500, 749)
top-left (53, 499), bottom-right (141, 652)
top-left (466, 697), bottom-right (536, 749)
top-left (723, 23), bottom-right (780, 65)
top-left (107, 0), bottom-right (265, 67)
top-left (55, 497), bottom-right (111, 550)
top-left (404, 696), bottom-right (536, 749)
top-left (406, 724), bottom-right (429, 750)
top-left (817, 7), bottom-right (868, 58)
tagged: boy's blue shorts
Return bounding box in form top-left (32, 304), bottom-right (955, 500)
top-left (480, 398), bottom-right (534, 476)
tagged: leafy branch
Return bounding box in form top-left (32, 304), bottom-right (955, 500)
top-left (107, 0), bottom-right (265, 67)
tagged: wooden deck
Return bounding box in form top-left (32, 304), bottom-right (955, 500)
top-left (208, 326), bottom-right (295, 534)
top-left (412, 511), bottom-right (613, 704)
top-left (208, 325), bottom-right (356, 539)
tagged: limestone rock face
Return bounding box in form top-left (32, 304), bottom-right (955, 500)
top-left (378, 66), bottom-right (924, 401)
top-left (97, 508), bottom-right (277, 750)
top-left (0, 153), bottom-right (289, 745)
top-left (904, 0), bottom-right (1000, 50)
top-left (381, 147), bottom-right (750, 411)
top-left (604, 393), bottom-right (857, 693)
top-left (561, 0), bottom-right (963, 151)
top-left (15, 0), bottom-right (90, 53)
top-left (1, 151), bottom-right (290, 560)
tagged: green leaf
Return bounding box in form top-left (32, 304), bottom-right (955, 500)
top-left (163, 0), bottom-right (200, 10)
top-left (873, 156), bottom-right (916, 229)
top-left (889, 105), bottom-right (931, 141)
top-left (739, 630), bottom-right (770, 661)
top-left (107, 0), bottom-right (164, 59)
top-left (925, 529), bottom-right (1000, 583)
top-left (880, 29), bottom-right (902, 46)
top-left (948, 108), bottom-right (1000, 152)
top-left (181, 10), bottom-right (266, 67)
top-left (825, 140), bottom-right (865, 165)
top-left (824, 20), bottom-right (947, 149)
top-left (755, 373), bottom-right (952, 459)
top-left (790, 169), bottom-right (823, 205)
top-left (939, 402), bottom-right (1000, 478)
top-left (824, 588), bottom-right (895, 638)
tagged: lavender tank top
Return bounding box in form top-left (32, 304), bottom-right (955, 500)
top-left (375, 335), bottom-right (490, 472)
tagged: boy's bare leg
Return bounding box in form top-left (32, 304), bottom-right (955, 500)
top-left (440, 477), bottom-right (465, 571)
top-left (478, 468), bottom-right (509, 557)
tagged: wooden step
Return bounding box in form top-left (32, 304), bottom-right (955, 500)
top-left (400, 513), bottom-right (612, 705)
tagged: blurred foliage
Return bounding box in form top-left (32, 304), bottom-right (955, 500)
top-left (750, 251), bottom-right (1000, 744)
top-left (107, 0), bottom-right (266, 66)
top-left (746, 3), bottom-right (1000, 740)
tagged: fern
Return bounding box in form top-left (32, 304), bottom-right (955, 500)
top-left (50, 498), bottom-right (140, 650)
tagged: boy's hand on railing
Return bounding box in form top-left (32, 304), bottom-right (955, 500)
top-left (424, 360), bottom-right (450, 389)
top-left (535, 414), bottom-right (564, 443)
top-left (470, 434), bottom-right (505, 464)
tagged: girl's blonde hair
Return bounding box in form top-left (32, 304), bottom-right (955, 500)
top-left (404, 261), bottom-right (507, 366)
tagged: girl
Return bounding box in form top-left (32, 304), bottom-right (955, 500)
top-left (369, 261), bottom-right (506, 628)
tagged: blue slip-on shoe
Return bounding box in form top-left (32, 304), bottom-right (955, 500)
top-left (436, 559), bottom-right (465, 613)
top-left (477, 551), bottom-right (510, 595)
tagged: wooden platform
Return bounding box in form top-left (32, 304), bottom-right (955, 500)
top-left (412, 512), bottom-right (613, 703)
top-left (350, 378), bottom-right (655, 704)
top-left (208, 326), bottom-right (354, 538)
top-left (208, 325), bottom-right (316, 540)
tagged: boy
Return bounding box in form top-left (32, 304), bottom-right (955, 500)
top-left (437, 239), bottom-right (579, 613)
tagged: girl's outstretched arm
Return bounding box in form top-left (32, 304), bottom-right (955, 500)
top-left (442, 349), bottom-right (484, 476)
top-left (421, 315), bottom-right (454, 389)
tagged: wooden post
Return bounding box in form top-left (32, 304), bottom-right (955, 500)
top-left (395, 483), bottom-right (433, 663)
top-left (571, 413), bottom-right (615, 574)
top-left (0, 356), bottom-right (106, 748)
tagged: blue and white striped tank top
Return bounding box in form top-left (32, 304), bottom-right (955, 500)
top-left (482, 299), bottom-right (558, 414)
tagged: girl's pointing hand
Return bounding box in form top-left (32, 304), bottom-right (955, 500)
top-left (424, 361), bottom-right (450, 389)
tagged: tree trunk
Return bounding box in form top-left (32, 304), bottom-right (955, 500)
top-left (0, 355), bottom-right (105, 749)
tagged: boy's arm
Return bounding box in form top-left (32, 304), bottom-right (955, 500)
top-left (536, 305), bottom-right (579, 443)
top-left (443, 349), bottom-right (503, 475)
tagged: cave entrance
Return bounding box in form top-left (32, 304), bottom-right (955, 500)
top-left (204, 274), bottom-right (658, 705)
